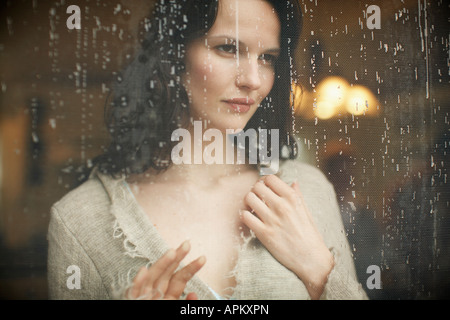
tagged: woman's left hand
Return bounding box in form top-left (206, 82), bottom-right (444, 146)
top-left (240, 174), bottom-right (335, 300)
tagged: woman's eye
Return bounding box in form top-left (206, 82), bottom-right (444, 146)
top-left (259, 54), bottom-right (278, 65)
top-left (217, 44), bottom-right (237, 54)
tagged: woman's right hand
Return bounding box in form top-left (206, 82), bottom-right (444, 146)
top-left (125, 240), bottom-right (206, 300)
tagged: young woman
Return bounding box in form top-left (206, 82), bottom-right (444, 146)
top-left (47, 0), bottom-right (367, 300)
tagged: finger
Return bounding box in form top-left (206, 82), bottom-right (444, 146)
top-left (252, 180), bottom-right (280, 209)
top-left (140, 248), bottom-right (177, 297)
top-left (239, 209), bottom-right (266, 239)
top-left (153, 240), bottom-right (191, 293)
top-left (133, 267), bottom-right (163, 300)
top-left (164, 256), bottom-right (206, 300)
top-left (244, 191), bottom-right (271, 222)
top-left (262, 175), bottom-right (294, 198)
top-left (150, 249), bottom-right (177, 279)
top-left (166, 240), bottom-right (192, 274)
top-left (126, 266), bottom-right (148, 299)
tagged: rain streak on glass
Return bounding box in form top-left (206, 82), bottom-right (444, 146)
top-left (0, 0), bottom-right (448, 300)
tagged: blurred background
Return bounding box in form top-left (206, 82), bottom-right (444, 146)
top-left (0, 0), bottom-right (448, 299)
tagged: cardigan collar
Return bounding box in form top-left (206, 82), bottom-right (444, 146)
top-left (93, 169), bottom-right (217, 300)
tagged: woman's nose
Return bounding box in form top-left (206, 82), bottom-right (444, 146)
top-left (235, 57), bottom-right (262, 91)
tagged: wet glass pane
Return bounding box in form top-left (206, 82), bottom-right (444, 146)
top-left (0, 0), bottom-right (448, 300)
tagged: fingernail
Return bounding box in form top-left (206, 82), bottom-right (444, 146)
top-left (198, 256), bottom-right (206, 265)
top-left (181, 240), bottom-right (190, 251)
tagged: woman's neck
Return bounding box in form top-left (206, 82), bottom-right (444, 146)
top-left (129, 121), bottom-right (259, 187)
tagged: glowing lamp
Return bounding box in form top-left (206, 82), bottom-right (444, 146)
top-left (314, 76), bottom-right (349, 119)
top-left (344, 85), bottom-right (379, 116)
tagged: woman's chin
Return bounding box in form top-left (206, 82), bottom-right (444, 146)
top-left (202, 118), bottom-right (249, 133)
top-left (218, 124), bottom-right (248, 134)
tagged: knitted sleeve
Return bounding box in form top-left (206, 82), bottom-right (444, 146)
top-left (47, 206), bottom-right (110, 299)
top-left (318, 180), bottom-right (368, 300)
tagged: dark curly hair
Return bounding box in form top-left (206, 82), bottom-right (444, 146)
top-left (94, 0), bottom-right (303, 177)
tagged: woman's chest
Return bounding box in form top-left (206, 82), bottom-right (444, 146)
top-left (132, 178), bottom-right (257, 296)
top-left (146, 191), bottom-right (247, 265)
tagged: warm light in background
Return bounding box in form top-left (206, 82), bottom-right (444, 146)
top-left (293, 76), bottom-right (380, 120)
top-left (344, 85), bottom-right (380, 116)
top-left (314, 76), bottom-right (349, 119)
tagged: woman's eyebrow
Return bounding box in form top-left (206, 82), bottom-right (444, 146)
top-left (206, 35), bottom-right (281, 53)
top-left (206, 35), bottom-right (240, 44)
top-left (264, 48), bottom-right (281, 55)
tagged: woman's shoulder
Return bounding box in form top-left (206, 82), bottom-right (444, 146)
top-left (50, 170), bottom-right (120, 228)
top-left (52, 175), bottom-right (105, 210)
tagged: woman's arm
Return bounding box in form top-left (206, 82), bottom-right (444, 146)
top-left (316, 180), bottom-right (368, 300)
top-left (47, 206), bottom-right (110, 299)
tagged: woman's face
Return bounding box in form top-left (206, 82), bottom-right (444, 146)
top-left (182, 0), bottom-right (281, 132)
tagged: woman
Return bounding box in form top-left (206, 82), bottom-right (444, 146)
top-left (47, 0), bottom-right (367, 300)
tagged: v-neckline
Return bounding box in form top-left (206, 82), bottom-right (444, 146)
top-left (98, 171), bottom-right (221, 299)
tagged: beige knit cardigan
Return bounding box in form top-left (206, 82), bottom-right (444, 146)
top-left (47, 159), bottom-right (368, 300)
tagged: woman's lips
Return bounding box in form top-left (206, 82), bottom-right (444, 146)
top-left (224, 98), bottom-right (255, 113)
